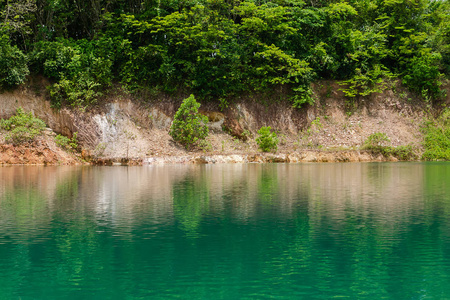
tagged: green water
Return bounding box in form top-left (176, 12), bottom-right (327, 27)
top-left (1, 163), bottom-right (450, 299)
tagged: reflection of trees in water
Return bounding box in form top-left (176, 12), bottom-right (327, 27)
top-left (257, 165), bottom-right (279, 208)
top-left (0, 163), bottom-right (436, 239)
top-left (0, 167), bottom-right (80, 243)
top-left (172, 169), bottom-right (210, 238)
top-left (256, 163), bottom-right (450, 299)
top-left (1, 164), bottom-right (450, 298)
top-left (1, 163), bottom-right (446, 232)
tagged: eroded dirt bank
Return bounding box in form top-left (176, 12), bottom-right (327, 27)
top-left (0, 136), bottom-right (81, 165)
top-left (1, 80), bottom-right (448, 165)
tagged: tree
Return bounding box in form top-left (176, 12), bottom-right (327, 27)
top-left (0, 35), bottom-right (29, 87)
top-left (1, 0), bottom-right (36, 47)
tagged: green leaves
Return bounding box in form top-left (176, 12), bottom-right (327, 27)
top-left (234, 1), bottom-right (296, 40)
top-left (361, 132), bottom-right (417, 160)
top-left (422, 109), bottom-right (450, 161)
top-left (1, 0), bottom-right (448, 106)
top-left (256, 126), bottom-right (279, 152)
top-left (402, 52), bottom-right (444, 100)
top-left (253, 44), bottom-right (312, 86)
top-left (325, 2), bottom-right (357, 19)
top-left (30, 39), bottom-right (112, 108)
top-left (0, 35), bottom-right (29, 87)
top-left (0, 108), bottom-right (46, 144)
top-left (363, 132), bottom-right (391, 149)
top-left (55, 132), bottom-right (78, 151)
top-left (169, 95), bottom-right (209, 150)
top-left (340, 64), bottom-right (394, 98)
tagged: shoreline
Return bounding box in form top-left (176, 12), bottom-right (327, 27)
top-left (1, 149), bottom-right (399, 166)
top-left (0, 148), bottom-right (426, 166)
top-left (90, 150), bottom-right (401, 166)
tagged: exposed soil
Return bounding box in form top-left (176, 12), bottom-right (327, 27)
top-left (0, 79), bottom-right (440, 165)
top-left (0, 134), bottom-right (81, 165)
top-left (298, 81), bottom-right (427, 150)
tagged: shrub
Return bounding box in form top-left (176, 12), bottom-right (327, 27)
top-left (48, 76), bottom-right (102, 109)
top-left (402, 53), bottom-right (444, 101)
top-left (390, 145), bottom-right (418, 161)
top-left (55, 132), bottom-right (78, 151)
top-left (362, 132), bottom-right (417, 160)
top-left (422, 110), bottom-right (450, 161)
top-left (256, 126), bottom-right (279, 152)
top-left (362, 132), bottom-right (393, 158)
top-left (0, 108), bottom-right (46, 144)
top-left (363, 132), bottom-right (390, 149)
top-left (169, 95), bottom-right (209, 150)
top-left (339, 65), bottom-right (393, 98)
top-left (31, 39), bottom-right (112, 108)
top-left (0, 35), bottom-right (29, 88)
top-left (291, 85), bottom-right (314, 108)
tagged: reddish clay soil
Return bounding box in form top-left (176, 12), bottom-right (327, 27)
top-left (0, 136), bottom-right (81, 165)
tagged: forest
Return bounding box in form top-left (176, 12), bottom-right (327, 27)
top-left (0, 0), bottom-right (449, 108)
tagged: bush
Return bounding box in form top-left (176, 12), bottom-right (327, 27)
top-left (340, 65), bottom-right (393, 98)
top-left (390, 145), bottom-right (418, 161)
top-left (0, 108), bottom-right (46, 144)
top-left (422, 110), bottom-right (450, 161)
top-left (256, 126), bottom-right (279, 152)
top-left (363, 132), bottom-right (417, 160)
top-left (402, 53), bottom-right (444, 101)
top-left (291, 85), bottom-right (314, 108)
top-left (30, 39), bottom-right (112, 108)
top-left (55, 132), bottom-right (78, 151)
top-left (362, 132), bottom-right (393, 157)
top-left (363, 132), bottom-right (390, 149)
top-left (0, 35), bottom-right (29, 88)
top-left (48, 76), bottom-right (102, 109)
top-left (169, 95), bottom-right (209, 150)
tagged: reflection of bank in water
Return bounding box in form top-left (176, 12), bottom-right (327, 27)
top-left (0, 163), bottom-right (443, 241)
top-left (1, 163), bottom-right (450, 299)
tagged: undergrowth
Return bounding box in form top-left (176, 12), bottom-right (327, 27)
top-left (0, 108), bottom-right (46, 144)
top-left (362, 132), bottom-right (417, 161)
top-left (256, 126), bottom-right (279, 152)
top-left (422, 109), bottom-right (450, 161)
top-left (55, 132), bottom-right (79, 152)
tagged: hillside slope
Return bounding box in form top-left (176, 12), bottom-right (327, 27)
top-left (2, 80), bottom-right (446, 165)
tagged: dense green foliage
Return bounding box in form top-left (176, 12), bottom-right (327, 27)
top-left (30, 39), bottom-right (112, 107)
top-left (0, 0), bottom-right (449, 106)
top-left (0, 35), bottom-right (29, 87)
top-left (0, 108), bottom-right (46, 144)
top-left (169, 95), bottom-right (209, 149)
top-left (256, 126), bottom-right (278, 152)
top-left (422, 110), bottom-right (450, 160)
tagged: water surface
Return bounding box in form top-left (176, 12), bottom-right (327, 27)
top-left (1, 163), bottom-right (450, 299)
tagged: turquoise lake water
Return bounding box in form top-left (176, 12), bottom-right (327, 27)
top-left (1, 163), bottom-right (450, 299)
